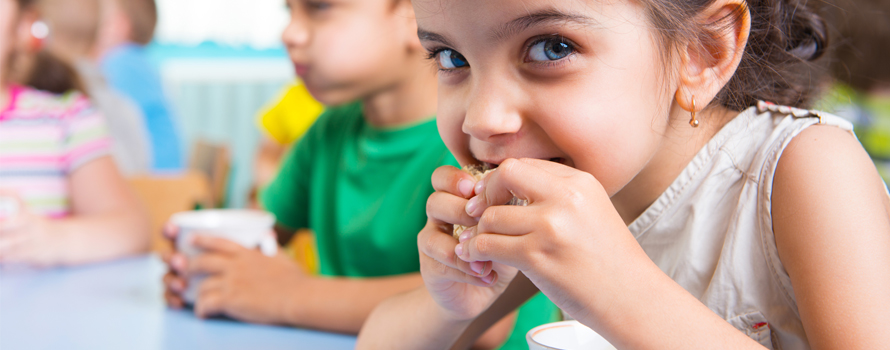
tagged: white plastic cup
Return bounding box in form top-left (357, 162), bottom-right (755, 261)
top-left (527, 320), bottom-right (617, 350)
top-left (170, 209), bottom-right (277, 304)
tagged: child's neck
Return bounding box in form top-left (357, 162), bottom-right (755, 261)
top-left (0, 83), bottom-right (9, 112)
top-left (611, 106), bottom-right (739, 225)
top-left (361, 65), bottom-right (438, 128)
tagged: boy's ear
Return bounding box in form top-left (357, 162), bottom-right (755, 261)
top-left (675, 0), bottom-right (750, 112)
top-left (394, 0), bottom-right (423, 51)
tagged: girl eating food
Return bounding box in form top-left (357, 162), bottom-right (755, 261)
top-left (357, 0), bottom-right (890, 348)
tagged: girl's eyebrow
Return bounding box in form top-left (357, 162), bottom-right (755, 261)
top-left (417, 8), bottom-right (597, 47)
top-left (417, 29), bottom-right (454, 47)
top-left (493, 8), bottom-right (598, 41)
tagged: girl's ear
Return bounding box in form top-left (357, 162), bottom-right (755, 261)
top-left (675, 0), bottom-right (751, 113)
top-left (15, 8), bottom-right (43, 54)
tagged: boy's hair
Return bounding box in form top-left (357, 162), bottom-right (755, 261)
top-left (113, 0), bottom-right (158, 45)
top-left (644, 0), bottom-right (829, 110)
top-left (824, 0), bottom-right (890, 92)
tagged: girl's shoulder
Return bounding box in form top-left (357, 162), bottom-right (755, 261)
top-left (1, 86), bottom-right (93, 122)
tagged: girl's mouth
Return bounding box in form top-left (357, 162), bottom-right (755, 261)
top-left (481, 157), bottom-right (566, 170)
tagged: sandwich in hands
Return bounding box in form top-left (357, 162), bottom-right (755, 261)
top-left (453, 164), bottom-right (527, 239)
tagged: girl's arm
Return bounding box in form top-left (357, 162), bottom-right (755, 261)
top-left (280, 271), bottom-right (427, 333)
top-left (358, 287), bottom-right (476, 349)
top-left (54, 156), bottom-right (150, 264)
top-left (772, 125), bottom-right (890, 349)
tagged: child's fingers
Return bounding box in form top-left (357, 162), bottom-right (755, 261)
top-left (417, 222), bottom-right (493, 280)
top-left (471, 159), bottom-right (556, 216)
top-left (167, 253), bottom-right (188, 274)
top-left (191, 234), bottom-right (245, 255)
top-left (455, 232), bottom-right (529, 269)
top-left (163, 272), bottom-right (187, 293)
top-left (164, 289), bottom-right (185, 309)
top-left (194, 277), bottom-right (225, 318)
top-left (475, 205), bottom-right (537, 237)
top-left (427, 191), bottom-right (478, 228)
top-left (194, 293), bottom-right (224, 319)
top-left (432, 165), bottom-right (478, 198)
top-left (515, 157), bottom-right (579, 177)
top-left (419, 250), bottom-right (498, 287)
top-left (187, 254), bottom-right (231, 275)
top-left (163, 222), bottom-right (179, 240)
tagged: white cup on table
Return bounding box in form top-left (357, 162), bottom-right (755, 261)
top-left (169, 209), bottom-right (278, 304)
top-left (527, 320), bottom-right (616, 350)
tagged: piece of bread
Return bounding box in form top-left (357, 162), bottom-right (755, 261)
top-left (452, 165), bottom-right (527, 239)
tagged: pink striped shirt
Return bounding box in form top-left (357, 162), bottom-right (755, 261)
top-left (0, 86), bottom-right (111, 218)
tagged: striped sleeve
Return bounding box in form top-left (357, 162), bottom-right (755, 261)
top-left (63, 95), bottom-right (112, 172)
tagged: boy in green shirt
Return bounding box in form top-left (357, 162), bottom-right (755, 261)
top-left (162, 0), bottom-right (558, 347)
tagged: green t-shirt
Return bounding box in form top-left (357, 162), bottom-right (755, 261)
top-left (261, 102), bottom-right (560, 348)
top-left (262, 102), bottom-right (456, 276)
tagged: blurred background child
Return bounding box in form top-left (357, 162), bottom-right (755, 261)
top-left (38, 0), bottom-right (152, 176)
top-left (93, 0), bottom-right (183, 173)
top-left (161, 0), bottom-right (559, 348)
top-left (0, 0), bottom-right (150, 267)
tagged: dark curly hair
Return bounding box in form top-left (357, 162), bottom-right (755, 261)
top-left (644, 0), bottom-right (829, 110)
top-left (823, 0), bottom-right (890, 92)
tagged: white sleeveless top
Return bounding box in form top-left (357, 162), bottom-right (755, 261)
top-left (628, 103), bottom-right (854, 350)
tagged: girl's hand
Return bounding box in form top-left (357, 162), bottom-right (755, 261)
top-left (418, 165), bottom-right (517, 322)
top-left (455, 158), bottom-right (648, 321)
top-left (0, 195), bottom-right (59, 267)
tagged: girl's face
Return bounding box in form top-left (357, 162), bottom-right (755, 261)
top-left (414, 0), bottom-right (683, 196)
top-left (282, 0), bottom-right (420, 105)
top-left (1, 0), bottom-right (19, 85)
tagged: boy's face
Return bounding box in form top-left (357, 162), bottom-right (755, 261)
top-left (413, 0), bottom-right (681, 197)
top-left (283, 0), bottom-right (418, 105)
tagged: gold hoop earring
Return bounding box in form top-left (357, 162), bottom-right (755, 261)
top-left (689, 96), bottom-right (699, 127)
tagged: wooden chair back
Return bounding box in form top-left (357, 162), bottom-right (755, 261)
top-left (188, 140), bottom-right (231, 208)
top-left (128, 171), bottom-right (213, 254)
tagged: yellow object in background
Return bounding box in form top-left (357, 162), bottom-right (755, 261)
top-left (258, 83), bottom-right (325, 145)
top-left (285, 229), bottom-right (320, 275)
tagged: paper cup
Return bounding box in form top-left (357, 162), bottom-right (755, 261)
top-left (527, 320), bottom-right (616, 350)
top-left (170, 209), bottom-right (277, 304)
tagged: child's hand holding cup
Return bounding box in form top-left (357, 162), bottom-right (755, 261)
top-left (165, 209), bottom-right (278, 305)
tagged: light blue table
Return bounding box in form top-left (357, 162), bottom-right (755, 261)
top-left (0, 255), bottom-right (357, 349)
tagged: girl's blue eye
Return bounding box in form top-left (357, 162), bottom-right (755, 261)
top-left (437, 50), bottom-right (468, 69)
top-left (527, 38), bottom-right (574, 62)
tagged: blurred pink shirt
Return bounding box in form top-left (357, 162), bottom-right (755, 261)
top-left (0, 85), bottom-right (111, 218)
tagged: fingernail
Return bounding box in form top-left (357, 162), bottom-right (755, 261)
top-left (481, 273), bottom-right (494, 285)
top-left (172, 255), bottom-right (186, 270)
top-left (470, 261), bottom-right (484, 275)
top-left (458, 179), bottom-right (474, 197)
top-left (475, 178), bottom-right (485, 194)
top-left (454, 243), bottom-right (464, 257)
top-left (172, 279), bottom-right (184, 292)
top-left (459, 230), bottom-right (471, 243)
top-left (465, 197), bottom-right (480, 216)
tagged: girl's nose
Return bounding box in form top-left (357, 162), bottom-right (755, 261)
top-left (462, 78), bottom-right (523, 142)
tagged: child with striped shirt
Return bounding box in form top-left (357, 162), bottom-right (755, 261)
top-left (0, 0), bottom-right (149, 267)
